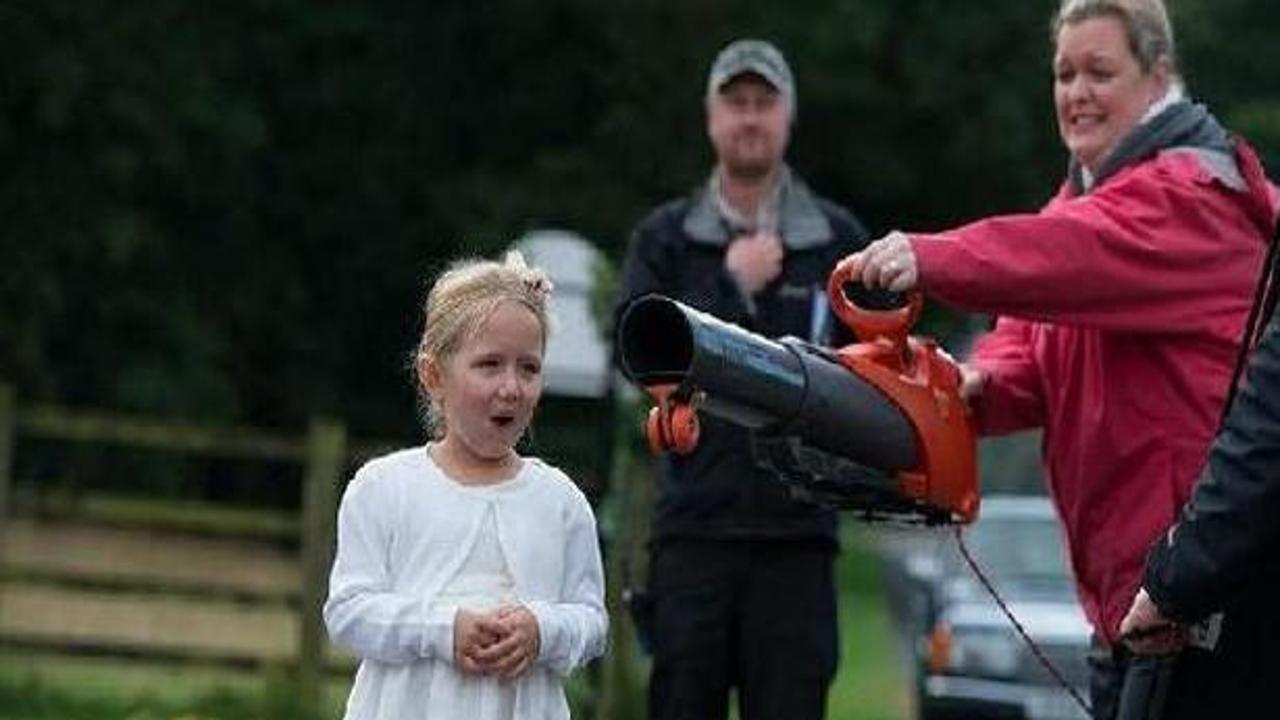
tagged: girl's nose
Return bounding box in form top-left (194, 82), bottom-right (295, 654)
top-left (497, 370), bottom-right (522, 397)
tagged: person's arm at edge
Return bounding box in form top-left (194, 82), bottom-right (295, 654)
top-left (1142, 309), bottom-right (1280, 623)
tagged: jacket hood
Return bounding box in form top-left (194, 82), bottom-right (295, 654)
top-left (1069, 100), bottom-right (1233, 195)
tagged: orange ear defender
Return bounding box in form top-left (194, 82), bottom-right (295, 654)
top-left (643, 383), bottom-right (700, 455)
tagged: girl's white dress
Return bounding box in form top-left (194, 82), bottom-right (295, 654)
top-left (428, 502), bottom-right (518, 718)
top-left (324, 447), bottom-right (607, 720)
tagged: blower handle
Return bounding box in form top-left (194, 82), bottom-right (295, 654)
top-left (826, 261), bottom-right (923, 347)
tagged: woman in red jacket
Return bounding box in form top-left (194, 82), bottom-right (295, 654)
top-left (839, 0), bottom-right (1277, 717)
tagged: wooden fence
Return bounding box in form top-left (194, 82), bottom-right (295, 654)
top-left (0, 382), bottom-right (380, 710)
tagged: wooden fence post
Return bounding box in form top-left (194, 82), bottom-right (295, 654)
top-left (298, 417), bottom-right (347, 711)
top-left (0, 384), bottom-right (14, 537)
top-left (0, 384), bottom-right (13, 628)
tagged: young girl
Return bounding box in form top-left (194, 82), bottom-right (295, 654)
top-left (325, 251), bottom-right (608, 719)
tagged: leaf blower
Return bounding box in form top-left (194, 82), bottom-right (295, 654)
top-left (615, 263), bottom-right (979, 525)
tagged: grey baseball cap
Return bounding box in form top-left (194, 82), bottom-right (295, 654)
top-left (706, 39), bottom-right (795, 113)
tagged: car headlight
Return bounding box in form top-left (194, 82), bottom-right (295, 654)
top-left (928, 624), bottom-right (1021, 679)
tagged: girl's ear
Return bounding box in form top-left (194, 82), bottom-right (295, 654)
top-left (418, 355), bottom-right (443, 394)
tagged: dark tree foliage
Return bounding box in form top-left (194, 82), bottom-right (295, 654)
top-left (1176, 0), bottom-right (1280, 172)
top-left (1, 0), bottom-right (1276, 450)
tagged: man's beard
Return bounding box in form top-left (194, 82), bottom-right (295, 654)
top-left (722, 155), bottom-right (775, 182)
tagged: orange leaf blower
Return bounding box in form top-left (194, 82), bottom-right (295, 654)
top-left (616, 266), bottom-right (979, 525)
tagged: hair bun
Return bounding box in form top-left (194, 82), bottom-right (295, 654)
top-left (524, 274), bottom-right (554, 300)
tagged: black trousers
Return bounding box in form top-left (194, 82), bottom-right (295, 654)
top-left (646, 538), bottom-right (839, 720)
top-left (1087, 636), bottom-right (1252, 720)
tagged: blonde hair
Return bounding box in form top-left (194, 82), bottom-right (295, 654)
top-left (1052, 0), bottom-right (1178, 76)
top-left (414, 250), bottom-right (554, 438)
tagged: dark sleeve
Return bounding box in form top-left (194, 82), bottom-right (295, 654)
top-left (614, 203), bottom-right (754, 352)
top-left (821, 200), bottom-right (872, 347)
top-left (1144, 308), bottom-right (1280, 622)
top-left (615, 208), bottom-right (678, 320)
top-left (819, 198), bottom-right (871, 257)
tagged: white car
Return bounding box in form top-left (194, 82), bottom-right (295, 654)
top-left (909, 495), bottom-right (1093, 720)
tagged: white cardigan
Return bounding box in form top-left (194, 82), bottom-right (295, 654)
top-left (324, 446), bottom-right (608, 719)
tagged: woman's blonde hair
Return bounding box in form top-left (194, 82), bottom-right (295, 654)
top-left (1052, 0), bottom-right (1177, 75)
top-left (414, 250), bottom-right (554, 438)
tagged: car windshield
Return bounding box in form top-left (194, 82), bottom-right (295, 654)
top-left (961, 515), bottom-right (1071, 588)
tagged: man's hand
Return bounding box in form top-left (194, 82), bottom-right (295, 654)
top-left (1120, 588), bottom-right (1186, 655)
top-left (725, 230), bottom-right (784, 295)
top-left (453, 608), bottom-right (505, 675)
top-left (470, 604), bottom-right (542, 680)
top-left (835, 230), bottom-right (919, 293)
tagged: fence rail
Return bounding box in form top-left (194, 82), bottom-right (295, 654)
top-left (14, 403), bottom-right (308, 461)
top-left (0, 382), bottom-right (364, 711)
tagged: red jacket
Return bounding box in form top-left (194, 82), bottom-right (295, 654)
top-left (912, 140), bottom-right (1278, 642)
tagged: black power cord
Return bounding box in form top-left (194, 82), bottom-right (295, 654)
top-left (953, 526), bottom-right (1093, 718)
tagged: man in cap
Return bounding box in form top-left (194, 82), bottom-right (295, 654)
top-left (615, 38), bottom-right (870, 720)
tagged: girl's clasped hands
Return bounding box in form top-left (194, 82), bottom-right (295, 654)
top-left (454, 605), bottom-right (542, 680)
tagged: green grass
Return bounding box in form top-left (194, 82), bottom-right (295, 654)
top-left (828, 527), bottom-right (911, 720)
top-left (0, 652), bottom-right (348, 719)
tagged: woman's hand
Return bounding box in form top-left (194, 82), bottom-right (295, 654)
top-left (453, 608), bottom-right (504, 675)
top-left (1120, 588), bottom-right (1186, 655)
top-left (958, 363), bottom-right (988, 403)
top-left (836, 231), bottom-right (919, 293)
top-left (470, 604), bottom-right (542, 680)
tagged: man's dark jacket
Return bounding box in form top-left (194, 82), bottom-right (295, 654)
top-left (616, 174), bottom-right (869, 543)
top-left (1142, 295), bottom-right (1280, 710)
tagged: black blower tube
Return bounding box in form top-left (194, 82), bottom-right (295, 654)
top-left (617, 295), bottom-right (919, 472)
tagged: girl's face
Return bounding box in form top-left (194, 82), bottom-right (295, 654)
top-left (421, 301), bottom-right (545, 470)
top-left (1053, 15), bottom-right (1169, 173)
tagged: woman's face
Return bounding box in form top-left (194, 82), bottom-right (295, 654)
top-left (1053, 15), bottom-right (1169, 173)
